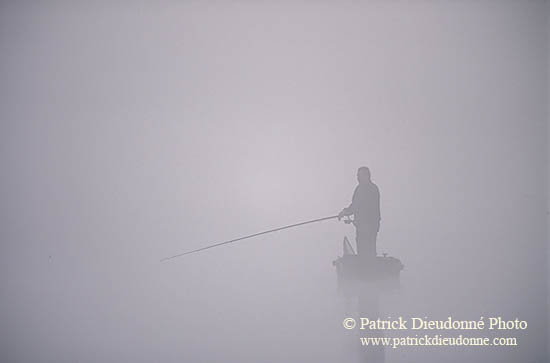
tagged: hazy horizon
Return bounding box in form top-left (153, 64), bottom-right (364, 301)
top-left (1, 1), bottom-right (548, 362)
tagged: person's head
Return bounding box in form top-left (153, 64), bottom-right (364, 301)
top-left (357, 166), bottom-right (371, 184)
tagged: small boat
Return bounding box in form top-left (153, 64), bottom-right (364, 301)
top-left (332, 237), bottom-right (404, 296)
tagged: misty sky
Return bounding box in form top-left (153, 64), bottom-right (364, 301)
top-left (1, 1), bottom-right (548, 363)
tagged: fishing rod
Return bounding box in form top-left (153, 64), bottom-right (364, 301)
top-left (160, 214), bottom-right (350, 262)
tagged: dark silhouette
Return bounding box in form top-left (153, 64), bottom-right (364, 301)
top-left (338, 167), bottom-right (381, 259)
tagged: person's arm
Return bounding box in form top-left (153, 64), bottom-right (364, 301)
top-left (338, 186), bottom-right (359, 219)
top-left (375, 185), bottom-right (381, 222)
top-left (374, 185), bottom-right (381, 232)
top-left (338, 206), bottom-right (354, 219)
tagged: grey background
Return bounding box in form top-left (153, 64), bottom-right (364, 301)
top-left (1, 1), bottom-right (548, 362)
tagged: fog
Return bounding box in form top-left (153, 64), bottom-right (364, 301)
top-left (1, 1), bottom-right (548, 362)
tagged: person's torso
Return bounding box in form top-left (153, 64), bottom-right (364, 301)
top-left (352, 182), bottom-right (380, 224)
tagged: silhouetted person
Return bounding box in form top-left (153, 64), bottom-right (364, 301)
top-left (338, 167), bottom-right (381, 259)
